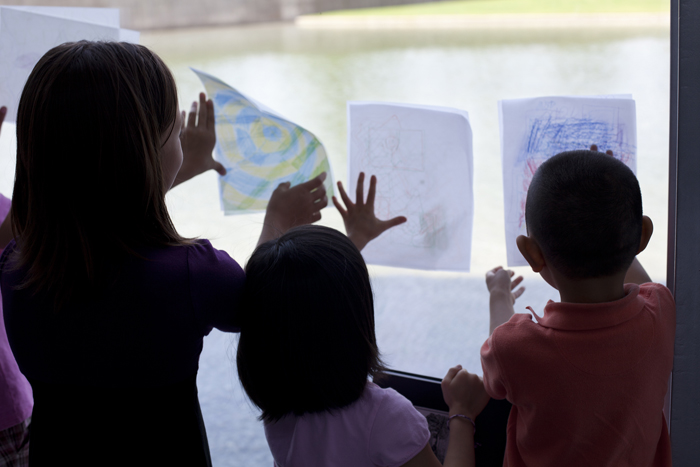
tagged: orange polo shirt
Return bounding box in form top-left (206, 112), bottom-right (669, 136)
top-left (481, 283), bottom-right (674, 467)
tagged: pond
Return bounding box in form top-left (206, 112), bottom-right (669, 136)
top-left (0, 20), bottom-right (670, 466)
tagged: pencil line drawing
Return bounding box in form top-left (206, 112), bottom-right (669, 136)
top-left (348, 102), bottom-right (473, 272)
top-left (356, 115), bottom-right (446, 249)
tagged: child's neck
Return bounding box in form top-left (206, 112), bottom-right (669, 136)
top-left (554, 271), bottom-right (627, 304)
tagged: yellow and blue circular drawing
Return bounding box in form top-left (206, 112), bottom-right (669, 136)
top-left (195, 69), bottom-right (333, 213)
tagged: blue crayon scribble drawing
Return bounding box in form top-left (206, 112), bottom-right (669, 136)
top-left (514, 105), bottom-right (636, 230)
top-left (500, 96), bottom-right (637, 267)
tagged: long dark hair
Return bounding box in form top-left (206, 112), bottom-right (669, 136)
top-left (11, 41), bottom-right (188, 307)
top-left (236, 225), bottom-right (385, 423)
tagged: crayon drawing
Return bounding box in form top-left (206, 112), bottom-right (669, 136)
top-left (194, 69), bottom-right (333, 213)
top-left (500, 96), bottom-right (637, 266)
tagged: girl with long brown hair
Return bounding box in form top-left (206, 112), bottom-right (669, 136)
top-left (0, 40), bottom-right (326, 466)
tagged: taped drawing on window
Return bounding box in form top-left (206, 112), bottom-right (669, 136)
top-left (0, 6), bottom-right (138, 122)
top-left (499, 96), bottom-right (637, 267)
top-left (348, 102), bottom-right (473, 271)
top-left (194, 69), bottom-right (333, 213)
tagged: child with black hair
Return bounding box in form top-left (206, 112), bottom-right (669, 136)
top-left (482, 147), bottom-right (674, 466)
top-left (237, 174), bottom-right (491, 467)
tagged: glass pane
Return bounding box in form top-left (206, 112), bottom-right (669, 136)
top-left (142, 22), bottom-right (669, 467)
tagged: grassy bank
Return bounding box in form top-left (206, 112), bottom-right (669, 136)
top-left (322, 0), bottom-right (669, 16)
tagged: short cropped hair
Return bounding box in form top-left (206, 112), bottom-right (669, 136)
top-left (236, 225), bottom-right (384, 423)
top-left (525, 150), bottom-right (642, 279)
top-left (13, 41), bottom-right (186, 307)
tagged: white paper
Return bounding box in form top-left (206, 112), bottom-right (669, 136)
top-left (348, 101), bottom-right (474, 272)
top-left (0, 6), bottom-right (139, 123)
top-left (3, 6), bottom-right (121, 27)
top-left (499, 95), bottom-right (637, 267)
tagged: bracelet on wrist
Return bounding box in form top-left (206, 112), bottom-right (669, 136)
top-left (447, 414), bottom-right (476, 435)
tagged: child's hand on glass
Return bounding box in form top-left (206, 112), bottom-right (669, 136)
top-left (258, 172), bottom-right (329, 245)
top-left (486, 266), bottom-right (525, 304)
top-left (590, 144), bottom-right (614, 156)
top-left (333, 172), bottom-right (407, 251)
top-left (175, 92), bottom-right (226, 186)
top-left (441, 365), bottom-right (490, 420)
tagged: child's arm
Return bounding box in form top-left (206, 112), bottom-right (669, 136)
top-left (440, 365), bottom-right (490, 467)
top-left (400, 365), bottom-right (489, 467)
top-left (257, 172), bottom-right (328, 246)
top-left (332, 172), bottom-right (407, 251)
top-left (624, 258), bottom-right (652, 285)
top-left (486, 266), bottom-right (524, 335)
top-left (172, 93), bottom-right (226, 188)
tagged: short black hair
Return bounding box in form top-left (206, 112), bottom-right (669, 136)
top-left (525, 150), bottom-right (642, 279)
top-left (236, 225), bottom-right (384, 423)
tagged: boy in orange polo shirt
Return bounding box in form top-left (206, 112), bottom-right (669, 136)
top-left (481, 148), bottom-right (674, 466)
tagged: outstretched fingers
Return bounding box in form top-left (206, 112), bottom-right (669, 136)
top-left (336, 181), bottom-right (354, 210)
top-left (355, 172), bottom-right (366, 206)
top-left (196, 93), bottom-right (207, 127)
top-left (513, 287), bottom-right (526, 300)
top-left (380, 216), bottom-right (407, 230)
top-left (332, 196), bottom-right (348, 219)
top-left (206, 98), bottom-right (215, 129)
top-left (511, 275), bottom-right (525, 301)
top-left (511, 275), bottom-right (524, 289)
top-left (187, 101), bottom-right (198, 128)
top-left (366, 174), bottom-right (377, 207)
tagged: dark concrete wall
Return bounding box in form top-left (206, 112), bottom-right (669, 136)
top-left (0, 0), bottom-right (445, 30)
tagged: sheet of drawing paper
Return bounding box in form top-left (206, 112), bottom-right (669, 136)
top-left (499, 96), bottom-right (637, 267)
top-left (0, 7), bottom-right (139, 123)
top-left (4, 6), bottom-right (121, 27)
top-left (193, 69), bottom-right (334, 213)
top-left (348, 101), bottom-right (473, 272)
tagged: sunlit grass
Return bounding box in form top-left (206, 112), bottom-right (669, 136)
top-left (321, 0), bottom-right (669, 16)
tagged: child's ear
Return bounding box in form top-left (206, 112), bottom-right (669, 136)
top-left (516, 235), bottom-right (546, 273)
top-left (637, 215), bottom-right (654, 254)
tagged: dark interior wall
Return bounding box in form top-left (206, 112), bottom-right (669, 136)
top-left (669, 0), bottom-right (700, 464)
top-left (0, 0), bottom-right (446, 29)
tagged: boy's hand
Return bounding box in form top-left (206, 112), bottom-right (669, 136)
top-left (333, 172), bottom-right (407, 251)
top-left (486, 266), bottom-right (525, 303)
top-left (487, 266), bottom-right (524, 334)
top-left (590, 144), bottom-right (614, 156)
top-left (441, 365), bottom-right (490, 419)
top-left (174, 92), bottom-right (226, 187)
top-left (258, 172), bottom-right (328, 246)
